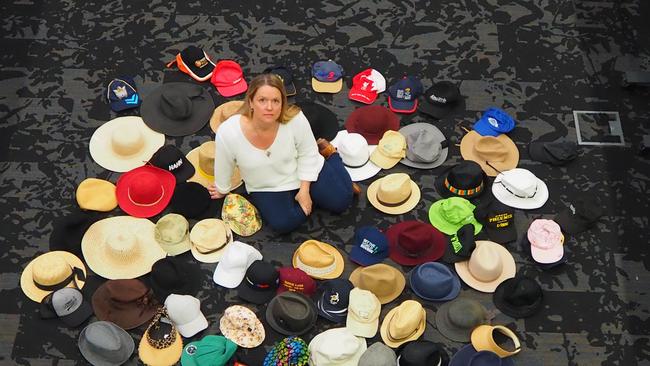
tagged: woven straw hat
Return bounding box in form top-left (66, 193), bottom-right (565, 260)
top-left (186, 141), bottom-right (242, 189)
top-left (367, 173), bottom-right (421, 215)
top-left (210, 100), bottom-right (244, 132)
top-left (20, 251), bottom-right (87, 302)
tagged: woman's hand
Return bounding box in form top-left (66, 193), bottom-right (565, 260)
top-left (295, 186), bottom-right (312, 216)
top-left (207, 184), bottom-right (227, 200)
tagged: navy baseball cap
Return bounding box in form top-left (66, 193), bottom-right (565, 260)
top-left (349, 226), bottom-right (389, 266)
top-left (315, 279), bottom-right (354, 323)
top-left (106, 77), bottom-right (141, 112)
top-left (473, 107), bottom-right (515, 136)
top-left (264, 65), bottom-right (297, 96)
top-left (311, 60), bottom-right (344, 93)
top-left (388, 76), bottom-right (423, 114)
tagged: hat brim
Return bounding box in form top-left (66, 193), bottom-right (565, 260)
top-left (454, 240), bottom-right (517, 293)
top-left (459, 131), bottom-right (519, 177)
top-left (398, 123), bottom-right (448, 169)
top-left (388, 97), bottom-right (418, 114)
top-left (81, 216), bottom-right (167, 280)
top-left (555, 209), bottom-right (590, 234)
top-left (49, 210), bottom-right (100, 257)
top-left (331, 132), bottom-right (381, 182)
top-left (485, 224), bottom-right (518, 244)
top-left (237, 282), bottom-right (277, 305)
top-left (169, 182), bottom-right (212, 219)
top-left (140, 82), bottom-right (215, 137)
top-left (347, 316), bottom-right (379, 338)
top-left (491, 173), bottom-right (549, 210)
top-left (349, 265), bottom-right (405, 305)
top-left (408, 268), bottom-right (461, 302)
top-left (434, 302), bottom-right (489, 343)
top-left (530, 241), bottom-right (564, 264)
top-left (369, 148), bottom-right (403, 170)
top-left (138, 329), bottom-right (183, 366)
top-left (349, 87), bottom-right (378, 104)
top-left (386, 222), bottom-right (446, 265)
top-left (91, 281), bottom-right (158, 330)
top-left (312, 78), bottom-right (343, 93)
top-left (115, 166), bottom-right (176, 218)
top-left (189, 219), bottom-right (234, 263)
top-left (176, 312), bottom-right (209, 338)
top-left (110, 95), bottom-right (141, 112)
top-left (528, 142), bottom-right (564, 164)
top-left (380, 306), bottom-right (426, 348)
top-left (367, 179), bottom-right (421, 215)
top-left (419, 97), bottom-right (465, 120)
top-left (79, 322), bottom-right (135, 365)
top-left (493, 278), bottom-right (543, 318)
top-left (428, 201), bottom-right (483, 235)
top-left (266, 296), bottom-right (318, 336)
top-left (157, 234), bottom-right (192, 256)
top-left (449, 344), bottom-right (515, 366)
top-left (316, 296), bottom-right (348, 323)
top-left (20, 251), bottom-right (87, 303)
top-left (210, 101), bottom-right (244, 133)
top-left (434, 166), bottom-right (488, 199)
top-left (89, 116), bottom-right (165, 173)
top-left (216, 79), bottom-right (248, 98)
top-left (186, 144), bottom-right (243, 190)
top-left (59, 298), bottom-right (94, 328)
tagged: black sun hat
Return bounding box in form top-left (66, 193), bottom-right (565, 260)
top-left (169, 182), bottom-right (212, 219)
top-left (148, 256), bottom-right (202, 302)
top-left (297, 101), bottom-right (340, 141)
top-left (49, 209), bottom-right (101, 257)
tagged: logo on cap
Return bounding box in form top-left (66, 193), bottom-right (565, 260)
top-left (113, 86), bottom-right (128, 99)
top-left (195, 58), bottom-right (209, 68)
top-left (359, 239), bottom-right (379, 254)
top-left (282, 280), bottom-right (304, 292)
top-left (430, 94), bottom-right (447, 104)
top-left (489, 213), bottom-right (513, 228)
top-left (488, 117), bottom-right (499, 128)
top-left (569, 204), bottom-right (576, 215)
top-left (186, 345), bottom-right (197, 355)
top-left (450, 235), bottom-right (463, 253)
top-left (64, 297), bottom-right (78, 312)
top-left (329, 292), bottom-right (340, 305)
top-left (168, 159), bottom-right (183, 171)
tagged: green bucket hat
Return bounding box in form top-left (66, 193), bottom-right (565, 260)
top-left (428, 197), bottom-right (483, 235)
top-left (181, 335), bottom-right (237, 366)
top-left (155, 213), bottom-right (192, 256)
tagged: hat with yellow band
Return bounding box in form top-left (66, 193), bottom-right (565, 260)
top-left (186, 141), bottom-right (243, 189)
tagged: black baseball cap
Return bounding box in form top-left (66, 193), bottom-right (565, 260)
top-left (237, 260), bottom-right (280, 304)
top-left (474, 200), bottom-right (517, 244)
top-left (149, 145), bottom-right (195, 183)
top-left (555, 197), bottom-right (603, 234)
top-left (529, 141), bottom-right (578, 166)
top-left (264, 65), bottom-right (297, 96)
top-left (418, 81), bottom-right (465, 119)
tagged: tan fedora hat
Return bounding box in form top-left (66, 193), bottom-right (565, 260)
top-left (454, 240), bottom-right (516, 293)
top-left (367, 173), bottom-right (421, 215)
top-left (380, 300), bottom-right (426, 348)
top-left (75, 178), bottom-right (118, 212)
top-left (89, 116), bottom-right (165, 173)
top-left (20, 251), bottom-right (87, 302)
top-left (189, 218), bottom-right (233, 263)
top-left (81, 216), bottom-right (167, 280)
top-left (349, 263), bottom-right (405, 304)
top-left (209, 100), bottom-right (244, 133)
top-left (186, 141), bottom-right (243, 189)
top-left (292, 240), bottom-right (344, 280)
top-left (460, 131), bottom-right (519, 176)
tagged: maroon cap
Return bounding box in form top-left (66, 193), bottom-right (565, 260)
top-left (344, 105), bottom-right (400, 144)
top-left (386, 221), bottom-right (447, 266)
top-left (91, 279), bottom-right (160, 330)
top-left (277, 267), bottom-right (316, 296)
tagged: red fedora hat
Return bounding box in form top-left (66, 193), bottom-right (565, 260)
top-left (386, 221), bottom-right (446, 266)
top-left (116, 165), bottom-right (176, 218)
top-left (344, 105), bottom-right (399, 144)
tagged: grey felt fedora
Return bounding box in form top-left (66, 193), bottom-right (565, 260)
top-left (359, 342), bottom-right (397, 366)
top-left (435, 298), bottom-right (490, 342)
top-left (78, 321), bottom-right (134, 366)
top-left (399, 123), bottom-right (448, 169)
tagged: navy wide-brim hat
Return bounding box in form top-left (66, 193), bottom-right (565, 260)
top-left (449, 345), bottom-right (514, 366)
top-left (297, 101), bottom-right (340, 141)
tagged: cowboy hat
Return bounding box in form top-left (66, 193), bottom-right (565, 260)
top-left (460, 131), bottom-right (519, 176)
top-left (20, 251), bottom-right (87, 302)
top-left (454, 240), bottom-right (516, 293)
top-left (367, 173), bottom-right (421, 215)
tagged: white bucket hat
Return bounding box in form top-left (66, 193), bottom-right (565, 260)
top-left (189, 218), bottom-right (233, 263)
top-left (213, 241), bottom-right (262, 288)
top-left (492, 168), bottom-right (549, 209)
top-left (89, 116), bottom-right (165, 173)
top-left (331, 130), bottom-right (381, 182)
top-left (308, 327), bottom-right (367, 366)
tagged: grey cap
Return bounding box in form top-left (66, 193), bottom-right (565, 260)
top-left (40, 287), bottom-right (93, 328)
top-left (359, 342), bottom-right (397, 366)
top-left (78, 321), bottom-right (135, 366)
top-left (399, 123), bottom-right (448, 169)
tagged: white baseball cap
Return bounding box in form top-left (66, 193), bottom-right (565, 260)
top-left (213, 241), bottom-right (263, 288)
top-left (164, 294), bottom-right (208, 338)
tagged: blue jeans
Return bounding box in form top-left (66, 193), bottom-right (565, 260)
top-left (249, 153), bottom-right (353, 234)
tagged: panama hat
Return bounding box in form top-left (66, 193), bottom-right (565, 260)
top-left (89, 116), bottom-right (165, 173)
top-left (349, 263), bottom-right (405, 304)
top-left (115, 165), bottom-right (176, 218)
top-left (292, 240), bottom-right (344, 280)
top-left (81, 216), bottom-right (167, 280)
top-left (75, 178), bottom-right (118, 212)
top-left (492, 168), bottom-right (549, 210)
top-left (380, 300), bottom-right (426, 348)
top-left (186, 141), bottom-right (243, 189)
top-left (460, 131), bottom-right (519, 177)
top-left (399, 122), bottom-right (449, 169)
top-left (20, 251), bottom-right (86, 303)
top-left (330, 130), bottom-right (381, 182)
top-left (454, 241), bottom-right (516, 293)
top-left (138, 308), bottom-right (184, 366)
top-left (189, 218), bottom-right (233, 263)
top-left (210, 100), bottom-right (244, 133)
top-left (367, 173), bottom-right (421, 215)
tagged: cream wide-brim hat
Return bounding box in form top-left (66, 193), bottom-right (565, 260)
top-left (459, 131), bottom-right (519, 177)
top-left (20, 251), bottom-right (87, 302)
top-left (186, 143), bottom-right (243, 189)
top-left (454, 240), bottom-right (516, 293)
top-left (89, 116), bottom-right (165, 173)
top-left (81, 216), bottom-right (167, 280)
top-left (138, 328), bottom-right (183, 366)
top-left (209, 100), bottom-right (244, 133)
top-left (366, 174), bottom-right (421, 215)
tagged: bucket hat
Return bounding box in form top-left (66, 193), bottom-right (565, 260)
top-left (492, 168), bottom-right (549, 209)
top-left (265, 65), bottom-right (297, 96)
top-left (386, 220), bottom-right (447, 265)
top-left (528, 140), bottom-right (578, 166)
top-left (346, 288), bottom-right (381, 338)
top-left (473, 108), bottom-right (516, 137)
top-left (76, 178), bottom-right (118, 212)
top-left (20, 251), bottom-right (87, 302)
top-left (349, 226), bottom-right (389, 266)
top-left (370, 130), bottom-right (407, 169)
top-left (367, 173), bottom-right (421, 215)
top-left (186, 141), bottom-right (243, 190)
top-left (428, 197), bottom-right (482, 235)
top-left (311, 59), bottom-right (344, 93)
top-left (166, 46), bottom-right (216, 82)
top-left (237, 260), bottom-right (279, 304)
top-left (527, 219), bottom-right (564, 264)
top-left (460, 131), bottom-right (519, 177)
top-left (49, 209), bottom-right (100, 257)
top-left (455, 240), bottom-right (516, 293)
top-left (345, 105), bottom-right (400, 144)
top-left (449, 346), bottom-right (514, 366)
top-left (316, 278), bottom-right (354, 323)
top-left (308, 328), bottom-right (367, 365)
top-left (263, 337), bottom-right (309, 366)
top-left (92, 279), bottom-right (160, 330)
top-left (397, 340), bottom-right (449, 366)
top-left (493, 275), bottom-right (543, 318)
top-left (138, 308), bottom-right (184, 366)
top-left (221, 193), bottom-right (261, 236)
top-left (434, 161), bottom-right (487, 199)
top-left (154, 214), bottom-right (191, 256)
top-left (210, 100), bottom-right (244, 133)
top-left (408, 262), bottom-right (461, 302)
top-left (181, 335), bottom-right (237, 366)
top-left (555, 197), bottom-right (604, 234)
top-left (399, 123), bottom-right (449, 169)
top-left (471, 325), bottom-right (521, 358)
top-left (441, 224), bottom-right (477, 264)
top-left (266, 291), bottom-right (318, 336)
top-left (330, 130), bottom-right (381, 182)
top-left (292, 240), bottom-right (344, 280)
top-left (116, 165), bottom-right (176, 218)
top-left (165, 294), bottom-right (208, 338)
top-left (141, 82), bottom-right (215, 136)
top-left (149, 145), bottom-right (195, 183)
top-left (149, 256), bottom-right (201, 301)
top-left (89, 116), bottom-right (165, 172)
top-left (388, 76), bottom-right (423, 114)
top-left (349, 68), bottom-right (386, 104)
top-left (349, 263), bottom-right (405, 304)
top-left (40, 287), bottom-right (93, 327)
top-left (81, 216), bottom-right (167, 279)
top-left (219, 305), bottom-right (265, 348)
top-left (380, 300), bottom-right (426, 348)
top-left (435, 298), bottom-right (490, 342)
top-left (358, 342), bottom-right (396, 366)
top-left (213, 241), bottom-right (262, 288)
top-left (78, 321), bottom-right (135, 366)
top-left (169, 182), bottom-right (212, 219)
top-left (419, 81), bottom-right (464, 119)
top-left (297, 101), bottom-right (340, 141)
top-left (277, 267), bottom-right (317, 296)
top-left (189, 218), bottom-right (233, 263)
top-left (107, 76), bottom-right (141, 112)
top-left (473, 200), bottom-right (517, 244)
top-left (211, 60), bottom-right (248, 97)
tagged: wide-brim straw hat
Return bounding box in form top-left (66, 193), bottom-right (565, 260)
top-left (460, 131), bottom-right (519, 176)
top-left (367, 173), bottom-right (421, 215)
top-left (20, 251), bottom-right (87, 302)
top-left (89, 116), bottom-right (165, 173)
top-left (186, 141), bottom-right (243, 189)
top-left (81, 216), bottom-right (167, 280)
top-left (210, 100), bottom-right (244, 133)
top-left (454, 240), bottom-right (516, 293)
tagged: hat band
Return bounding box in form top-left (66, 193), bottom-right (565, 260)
top-left (294, 255), bottom-right (337, 277)
top-left (34, 266), bottom-right (85, 292)
top-left (195, 232), bottom-right (231, 254)
top-left (197, 166), bottom-right (214, 180)
top-left (127, 186), bottom-right (166, 207)
top-left (444, 178), bottom-right (483, 196)
top-left (245, 276), bottom-right (274, 290)
top-left (344, 156), bottom-right (370, 169)
top-left (377, 192), bottom-right (412, 208)
top-left (498, 180), bottom-right (537, 199)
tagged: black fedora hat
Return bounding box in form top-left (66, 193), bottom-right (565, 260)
top-left (397, 340), bottom-right (449, 366)
top-left (435, 160), bottom-right (487, 199)
top-left (49, 209), bottom-right (101, 257)
top-left (169, 182), bottom-right (211, 219)
top-left (266, 291), bottom-right (317, 336)
top-left (441, 224), bottom-right (476, 264)
top-left (528, 141), bottom-right (578, 166)
top-left (418, 81), bottom-right (465, 120)
top-left (148, 256), bottom-right (201, 301)
top-left (297, 101), bottom-right (340, 141)
top-left (148, 145), bottom-right (195, 183)
top-left (140, 82), bottom-right (215, 137)
top-left (493, 274), bottom-right (543, 318)
top-left (237, 260), bottom-right (279, 304)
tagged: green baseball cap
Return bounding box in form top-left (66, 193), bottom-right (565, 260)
top-left (428, 197), bottom-right (483, 235)
top-left (181, 335), bottom-right (237, 366)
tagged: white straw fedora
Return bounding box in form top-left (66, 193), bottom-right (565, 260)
top-left (331, 130), bottom-right (381, 182)
top-left (454, 240), bottom-right (516, 293)
top-left (367, 173), bottom-right (421, 215)
top-left (89, 116), bottom-right (165, 173)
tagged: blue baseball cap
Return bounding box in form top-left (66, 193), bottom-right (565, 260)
top-left (311, 60), bottom-right (344, 93)
top-left (388, 76), bottom-right (423, 113)
top-left (349, 226), bottom-right (389, 266)
top-left (106, 77), bottom-right (141, 112)
top-left (473, 107), bottom-right (515, 136)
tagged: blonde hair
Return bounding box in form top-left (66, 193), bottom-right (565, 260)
top-left (238, 74), bottom-right (300, 124)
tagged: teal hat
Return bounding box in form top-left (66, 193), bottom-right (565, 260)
top-left (428, 197), bottom-right (482, 235)
top-left (181, 335), bottom-right (237, 366)
top-left (263, 337), bottom-right (310, 366)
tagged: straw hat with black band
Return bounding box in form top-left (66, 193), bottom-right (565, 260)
top-left (21, 251), bottom-right (87, 303)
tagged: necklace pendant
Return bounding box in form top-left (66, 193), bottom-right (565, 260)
top-left (266, 150), bottom-right (271, 157)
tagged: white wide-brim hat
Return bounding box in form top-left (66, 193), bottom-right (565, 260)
top-left (492, 168), bottom-right (549, 209)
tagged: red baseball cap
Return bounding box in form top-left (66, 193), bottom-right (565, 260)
top-left (348, 68), bottom-right (386, 104)
top-left (277, 267), bottom-right (316, 296)
top-left (386, 221), bottom-right (447, 266)
top-left (116, 165), bottom-right (176, 218)
top-left (211, 60), bottom-right (247, 97)
top-left (344, 105), bottom-right (400, 145)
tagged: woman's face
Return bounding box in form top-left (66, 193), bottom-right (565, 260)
top-left (250, 85), bottom-right (282, 124)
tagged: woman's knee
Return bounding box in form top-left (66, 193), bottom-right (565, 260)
top-left (322, 191), bottom-right (353, 214)
top-left (263, 210), bottom-right (306, 234)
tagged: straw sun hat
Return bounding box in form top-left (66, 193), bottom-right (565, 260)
top-left (20, 251), bottom-right (87, 302)
top-left (186, 141), bottom-right (242, 189)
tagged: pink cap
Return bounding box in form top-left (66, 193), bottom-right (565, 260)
top-left (528, 219), bottom-right (564, 264)
top-left (211, 60), bottom-right (248, 97)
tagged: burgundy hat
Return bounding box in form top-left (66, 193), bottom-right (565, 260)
top-left (386, 221), bottom-right (447, 266)
top-left (345, 105), bottom-right (400, 144)
top-left (277, 267), bottom-right (316, 296)
top-left (116, 165), bottom-right (176, 218)
top-left (91, 279), bottom-right (160, 330)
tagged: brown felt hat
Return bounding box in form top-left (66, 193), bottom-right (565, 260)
top-left (92, 279), bottom-right (160, 330)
